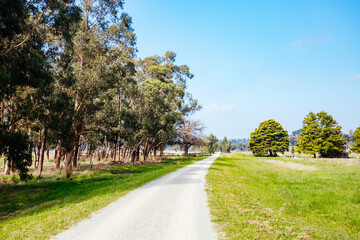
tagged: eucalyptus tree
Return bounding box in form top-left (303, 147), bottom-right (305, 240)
top-left (0, 0), bottom-right (81, 179)
top-left (129, 52), bottom-right (200, 161)
top-left (55, 0), bottom-right (136, 173)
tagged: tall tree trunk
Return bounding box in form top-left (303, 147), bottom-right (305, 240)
top-left (131, 149), bottom-right (136, 164)
top-left (135, 147), bottom-right (140, 162)
top-left (117, 138), bottom-right (121, 162)
top-left (184, 145), bottom-right (189, 157)
top-left (38, 127), bottom-right (48, 178)
top-left (54, 148), bottom-right (58, 160)
top-left (90, 152), bottom-right (93, 170)
top-left (113, 143), bottom-right (117, 161)
top-left (65, 149), bottom-right (74, 174)
top-left (55, 147), bottom-right (62, 169)
top-left (87, 142), bottom-right (91, 158)
top-left (4, 159), bottom-right (10, 175)
top-left (153, 148), bottom-right (157, 161)
top-left (76, 143), bottom-right (81, 167)
top-left (97, 148), bottom-right (101, 161)
top-left (160, 146), bottom-right (164, 157)
top-left (122, 145), bottom-right (127, 160)
top-left (46, 148), bottom-right (50, 161)
top-left (35, 132), bottom-right (41, 169)
top-left (34, 147), bottom-right (38, 169)
top-left (73, 135), bottom-right (81, 168)
top-left (104, 145), bottom-right (110, 161)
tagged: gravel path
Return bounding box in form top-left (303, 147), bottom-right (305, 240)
top-left (53, 154), bottom-right (219, 240)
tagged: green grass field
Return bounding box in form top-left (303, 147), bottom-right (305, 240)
top-left (0, 156), bottom-right (206, 240)
top-left (207, 154), bottom-right (360, 239)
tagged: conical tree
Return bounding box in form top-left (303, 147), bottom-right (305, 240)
top-left (352, 126), bottom-right (360, 154)
top-left (248, 119), bottom-right (289, 156)
top-left (297, 111), bottom-right (345, 158)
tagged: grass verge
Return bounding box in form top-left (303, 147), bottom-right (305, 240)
top-left (206, 154), bottom-right (360, 239)
top-left (0, 156), bottom-right (206, 240)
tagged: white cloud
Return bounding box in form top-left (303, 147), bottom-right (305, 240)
top-left (354, 73), bottom-right (360, 80)
top-left (203, 103), bottom-right (235, 112)
top-left (290, 36), bottom-right (331, 47)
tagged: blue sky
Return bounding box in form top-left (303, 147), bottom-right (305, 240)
top-left (124, 0), bottom-right (360, 139)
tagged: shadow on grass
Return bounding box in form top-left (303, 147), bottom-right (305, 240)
top-left (211, 161), bottom-right (232, 168)
top-left (0, 157), bottom-right (198, 222)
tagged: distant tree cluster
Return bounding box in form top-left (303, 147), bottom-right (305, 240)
top-left (220, 137), bottom-right (231, 153)
top-left (230, 138), bottom-right (249, 151)
top-left (0, 0), bottom-right (201, 180)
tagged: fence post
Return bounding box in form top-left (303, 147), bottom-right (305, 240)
top-left (338, 158), bottom-right (340, 164)
top-left (348, 158), bottom-right (351, 165)
top-left (330, 158), bottom-right (332, 163)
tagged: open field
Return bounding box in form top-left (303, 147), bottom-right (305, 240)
top-left (207, 154), bottom-right (360, 239)
top-left (0, 156), bottom-right (206, 240)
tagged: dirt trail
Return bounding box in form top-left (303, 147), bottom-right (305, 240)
top-left (53, 154), bottom-right (219, 240)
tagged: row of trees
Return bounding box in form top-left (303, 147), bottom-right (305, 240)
top-left (249, 111), bottom-right (360, 157)
top-left (1, 0), bottom-right (201, 180)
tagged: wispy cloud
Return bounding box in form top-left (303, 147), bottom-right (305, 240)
top-left (354, 73), bottom-right (360, 80)
top-left (290, 36), bottom-right (331, 47)
top-left (203, 103), bottom-right (235, 112)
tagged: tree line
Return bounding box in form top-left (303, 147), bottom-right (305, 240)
top-left (0, 0), bottom-right (201, 180)
top-left (206, 134), bottom-right (231, 154)
top-left (248, 111), bottom-right (360, 157)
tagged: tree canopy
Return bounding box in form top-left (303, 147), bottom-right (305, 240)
top-left (220, 137), bottom-right (231, 153)
top-left (248, 119), bottom-right (289, 157)
top-left (0, 0), bottom-right (201, 179)
top-left (175, 119), bottom-right (206, 156)
top-left (352, 126), bottom-right (360, 154)
top-left (207, 134), bottom-right (218, 154)
top-left (296, 111), bottom-right (345, 158)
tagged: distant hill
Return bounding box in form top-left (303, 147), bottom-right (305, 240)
top-left (230, 138), bottom-right (249, 151)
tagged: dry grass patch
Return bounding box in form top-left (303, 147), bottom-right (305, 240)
top-left (265, 160), bottom-right (317, 171)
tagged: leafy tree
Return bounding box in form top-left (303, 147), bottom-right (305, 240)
top-left (207, 134), bottom-right (218, 154)
top-left (0, 0), bottom-right (202, 180)
top-left (56, 0), bottom-right (136, 172)
top-left (297, 111), bottom-right (345, 158)
top-left (220, 137), bottom-right (231, 153)
top-left (352, 126), bottom-right (360, 154)
top-left (248, 119), bottom-right (289, 157)
top-left (1, 0), bottom-right (81, 178)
